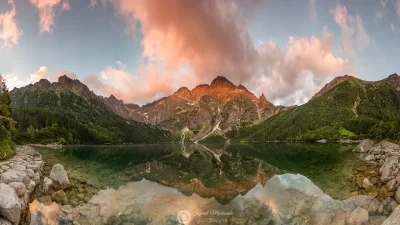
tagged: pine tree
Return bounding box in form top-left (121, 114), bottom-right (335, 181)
top-left (0, 76), bottom-right (16, 160)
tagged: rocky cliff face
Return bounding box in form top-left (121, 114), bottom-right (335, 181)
top-left (102, 76), bottom-right (285, 140)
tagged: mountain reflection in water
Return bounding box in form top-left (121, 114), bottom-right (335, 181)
top-left (30, 174), bottom-right (391, 225)
top-left (30, 143), bottom-right (392, 225)
top-left (35, 142), bottom-right (362, 201)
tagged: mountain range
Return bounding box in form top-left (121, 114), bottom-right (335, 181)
top-left (9, 75), bottom-right (288, 143)
top-left (229, 73), bottom-right (400, 142)
top-left (7, 73), bottom-right (400, 144)
top-left (102, 76), bottom-right (290, 141)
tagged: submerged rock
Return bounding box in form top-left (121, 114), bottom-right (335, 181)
top-left (348, 207), bottom-right (369, 225)
top-left (51, 190), bottom-right (68, 205)
top-left (43, 177), bottom-right (53, 194)
top-left (362, 178), bottom-right (373, 191)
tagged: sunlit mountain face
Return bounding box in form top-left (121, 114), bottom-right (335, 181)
top-left (0, 1), bottom-right (400, 225)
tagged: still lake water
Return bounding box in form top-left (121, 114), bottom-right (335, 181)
top-left (34, 143), bottom-right (365, 201)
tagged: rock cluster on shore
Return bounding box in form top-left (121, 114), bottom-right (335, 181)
top-left (353, 139), bottom-right (400, 223)
top-left (25, 161), bottom-right (100, 225)
top-left (0, 146), bottom-right (43, 224)
top-left (353, 140), bottom-right (400, 201)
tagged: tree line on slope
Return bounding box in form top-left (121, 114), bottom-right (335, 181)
top-left (228, 80), bottom-right (400, 142)
top-left (8, 82), bottom-right (171, 145)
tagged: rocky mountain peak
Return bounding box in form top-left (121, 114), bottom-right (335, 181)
top-left (58, 75), bottom-right (73, 83)
top-left (258, 93), bottom-right (274, 109)
top-left (108, 94), bottom-right (120, 102)
top-left (259, 93), bottom-right (266, 102)
top-left (174, 87), bottom-right (191, 95)
top-left (174, 87), bottom-right (192, 101)
top-left (37, 79), bottom-right (52, 88)
top-left (210, 76), bottom-right (236, 89)
top-left (382, 73), bottom-right (400, 90)
top-left (313, 75), bottom-right (353, 98)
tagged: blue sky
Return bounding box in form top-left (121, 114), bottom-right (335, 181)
top-left (0, 0), bottom-right (399, 105)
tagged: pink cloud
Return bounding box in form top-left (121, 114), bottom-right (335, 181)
top-left (84, 0), bottom-right (358, 106)
top-left (29, 0), bottom-right (70, 32)
top-left (331, 3), bottom-right (370, 59)
top-left (83, 62), bottom-right (196, 105)
top-left (245, 28), bottom-right (352, 105)
top-left (396, 0), bottom-right (400, 17)
top-left (0, 0), bottom-right (21, 48)
top-left (30, 66), bottom-right (49, 82)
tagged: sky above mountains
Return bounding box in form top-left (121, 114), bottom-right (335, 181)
top-left (0, 0), bottom-right (399, 106)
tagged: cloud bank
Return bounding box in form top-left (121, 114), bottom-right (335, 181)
top-left (30, 66), bottom-right (49, 82)
top-left (0, 0), bottom-right (21, 48)
top-left (82, 0), bottom-right (370, 106)
top-left (29, 0), bottom-right (70, 32)
top-left (3, 0), bottom-right (368, 106)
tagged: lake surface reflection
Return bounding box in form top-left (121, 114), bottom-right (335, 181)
top-left (35, 142), bottom-right (363, 201)
top-left (31, 143), bottom-right (395, 225)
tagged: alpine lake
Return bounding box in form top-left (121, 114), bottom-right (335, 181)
top-left (29, 143), bottom-right (387, 225)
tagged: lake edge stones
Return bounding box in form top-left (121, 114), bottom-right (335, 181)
top-left (0, 146), bottom-right (44, 224)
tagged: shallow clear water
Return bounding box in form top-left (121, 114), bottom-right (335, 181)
top-left (33, 142), bottom-right (366, 201)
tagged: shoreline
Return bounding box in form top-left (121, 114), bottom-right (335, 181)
top-left (0, 145), bottom-right (100, 225)
top-left (0, 146), bottom-right (44, 225)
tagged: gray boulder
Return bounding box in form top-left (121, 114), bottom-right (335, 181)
top-left (353, 140), bottom-right (374, 153)
top-left (364, 155), bottom-right (376, 161)
top-left (0, 169), bottom-right (30, 187)
top-left (43, 177), bottom-right (53, 194)
top-left (362, 178), bottom-right (373, 191)
top-left (7, 182), bottom-right (26, 197)
top-left (32, 172), bottom-right (40, 184)
top-left (387, 179), bottom-right (398, 191)
top-left (380, 156), bottom-right (400, 183)
top-left (0, 183), bottom-right (21, 224)
top-left (0, 218), bottom-right (11, 225)
top-left (26, 169), bottom-right (34, 178)
top-left (396, 187), bottom-right (400, 202)
top-left (50, 164), bottom-right (69, 190)
top-left (26, 180), bottom-right (35, 193)
top-left (382, 205), bottom-right (400, 225)
top-left (26, 163), bottom-right (40, 172)
top-left (12, 165), bottom-right (26, 172)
